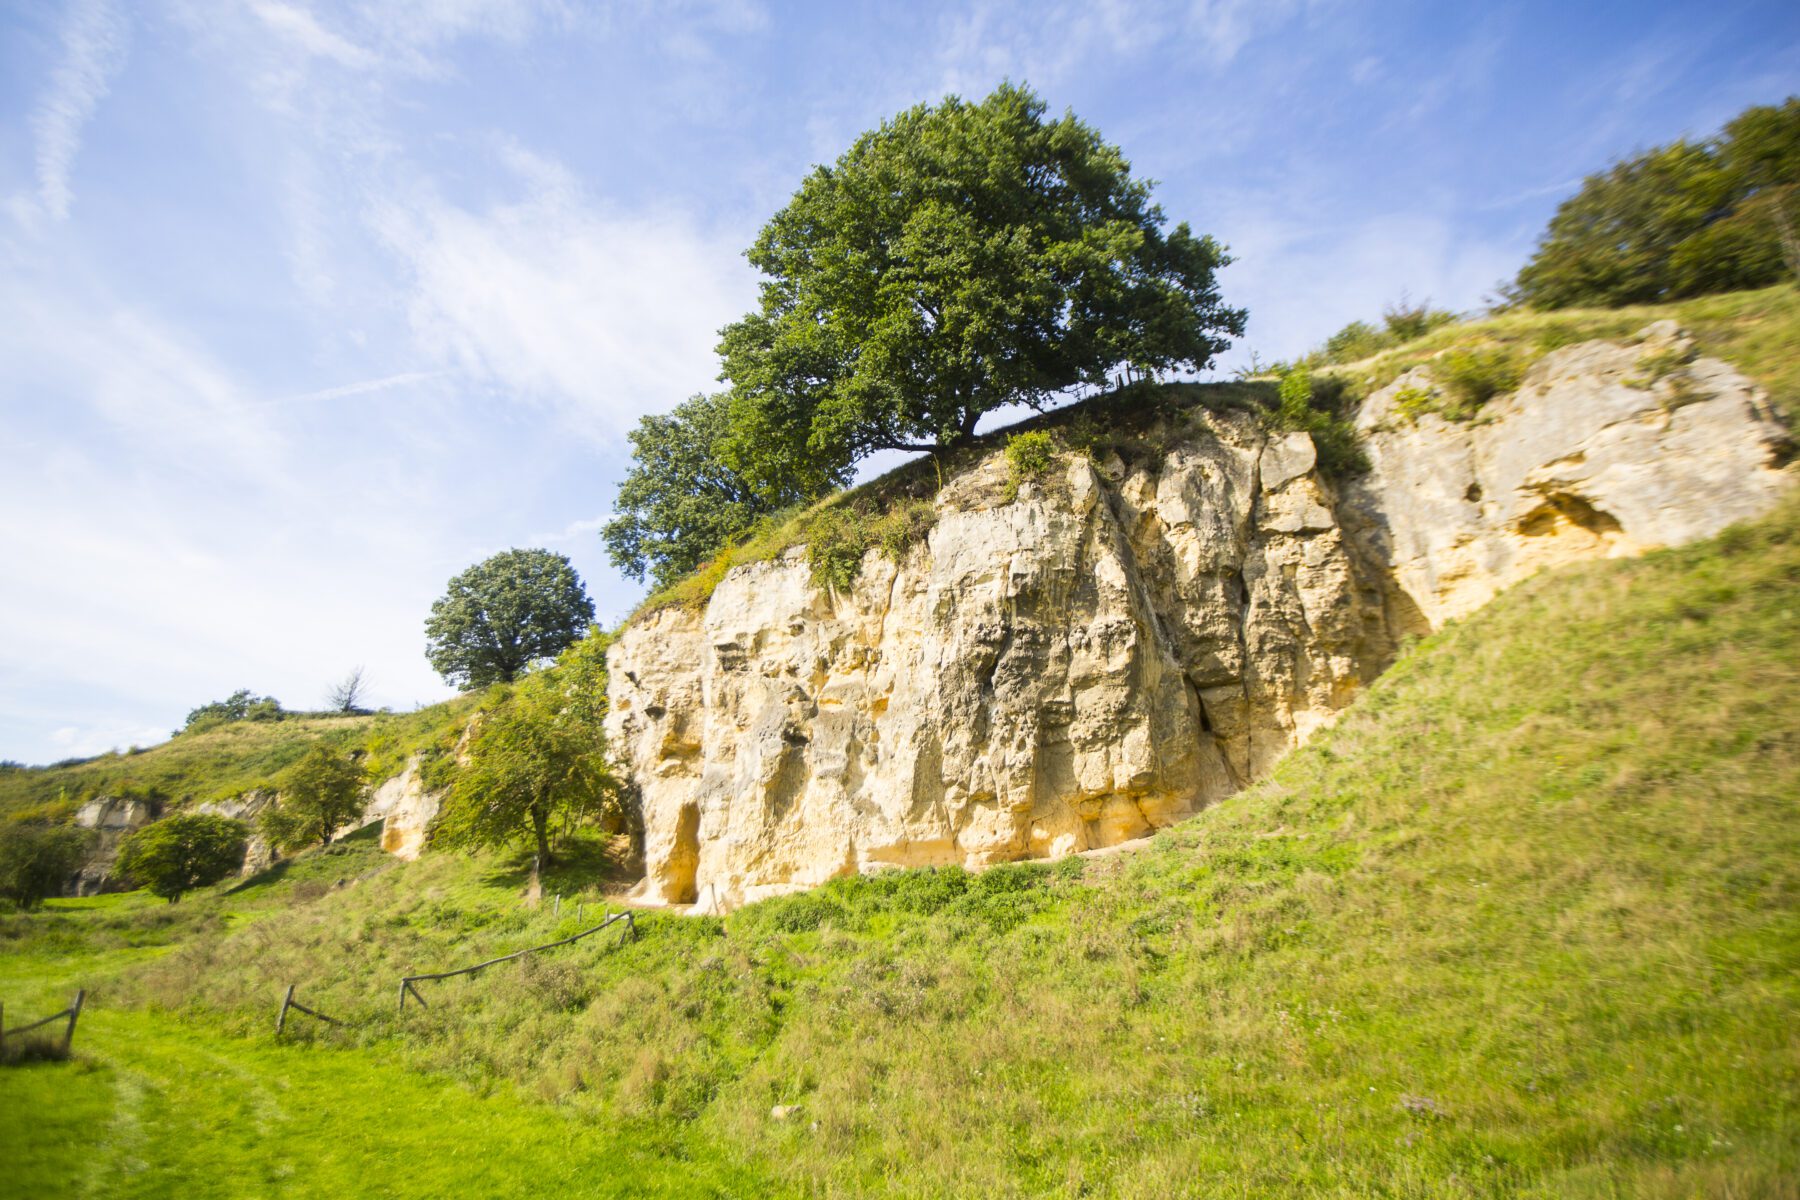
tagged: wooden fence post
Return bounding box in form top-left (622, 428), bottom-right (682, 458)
top-left (62, 989), bottom-right (85, 1054)
top-left (277, 984), bottom-right (295, 1036)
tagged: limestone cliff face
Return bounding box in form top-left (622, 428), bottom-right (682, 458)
top-left (71, 794), bottom-right (161, 895)
top-left (1342, 321), bottom-right (1791, 628)
top-left (607, 325), bottom-right (1791, 910)
top-left (363, 756), bottom-right (442, 861)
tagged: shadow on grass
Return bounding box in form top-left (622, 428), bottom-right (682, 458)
top-left (0, 1034), bottom-right (69, 1066)
top-left (477, 832), bottom-right (642, 900)
top-left (225, 820), bottom-right (390, 897)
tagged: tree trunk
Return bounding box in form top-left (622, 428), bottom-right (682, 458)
top-left (532, 804), bottom-right (552, 869)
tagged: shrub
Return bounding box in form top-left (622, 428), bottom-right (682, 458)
top-left (1272, 369), bottom-right (1368, 476)
top-left (260, 746), bottom-right (370, 852)
top-left (1003, 430), bottom-right (1057, 499)
top-left (183, 690), bottom-right (285, 734)
top-left (1392, 384), bottom-right (1438, 422)
top-left (0, 823), bottom-right (92, 909)
top-left (116, 814), bottom-right (248, 903)
top-left (1323, 320), bottom-right (1390, 363)
top-left (805, 497), bottom-right (939, 592)
top-left (805, 507), bottom-right (870, 593)
top-left (876, 498), bottom-right (937, 560)
top-left (1381, 298), bottom-right (1459, 342)
top-left (1435, 344), bottom-right (1526, 413)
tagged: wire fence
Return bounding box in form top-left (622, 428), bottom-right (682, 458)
top-left (270, 907), bottom-right (641, 1035)
top-left (0, 989), bottom-right (85, 1060)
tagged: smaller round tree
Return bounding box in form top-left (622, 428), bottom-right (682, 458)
top-left (260, 745), bottom-right (370, 852)
top-left (117, 814), bottom-right (247, 903)
top-left (0, 823), bottom-right (92, 909)
top-left (425, 549), bottom-right (596, 689)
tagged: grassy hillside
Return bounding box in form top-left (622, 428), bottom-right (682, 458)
top-left (3, 491), bottom-right (1795, 1196)
top-left (1303, 283), bottom-right (1800, 422)
top-left (0, 694), bottom-right (483, 820)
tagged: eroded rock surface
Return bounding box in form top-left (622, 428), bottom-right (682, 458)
top-left (607, 326), bottom-right (1792, 910)
top-left (364, 756), bottom-right (442, 860)
top-left (71, 794), bottom-right (162, 894)
top-left (1343, 322), bottom-right (1792, 628)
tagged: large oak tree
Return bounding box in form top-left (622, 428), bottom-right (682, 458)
top-left (717, 82), bottom-right (1246, 488)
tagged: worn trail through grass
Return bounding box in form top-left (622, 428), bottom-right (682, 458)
top-left (0, 1006), bottom-right (762, 1199)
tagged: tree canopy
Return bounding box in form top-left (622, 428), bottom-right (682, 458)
top-left (1510, 97), bottom-right (1800, 309)
top-left (183, 689), bottom-right (284, 734)
top-left (603, 392), bottom-right (845, 589)
top-left (117, 814), bottom-right (247, 903)
top-left (0, 823), bottom-right (91, 909)
top-left (432, 633), bottom-right (619, 868)
top-left (716, 82), bottom-right (1245, 482)
top-left (425, 549), bottom-right (596, 689)
top-left (260, 745), bottom-right (369, 852)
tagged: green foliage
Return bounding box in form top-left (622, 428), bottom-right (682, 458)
top-left (1433, 343), bottom-right (1526, 412)
top-left (259, 745), bottom-right (369, 852)
top-left (0, 823), bottom-right (91, 909)
top-left (183, 689), bottom-right (285, 734)
top-left (604, 392), bottom-right (846, 591)
top-left (1002, 429), bottom-right (1057, 499)
top-left (425, 548), bottom-right (595, 690)
top-left (1271, 367), bottom-right (1368, 475)
top-left (804, 506), bottom-right (869, 593)
top-left (1322, 318), bottom-right (1387, 363)
top-left (1511, 97), bottom-right (1800, 309)
top-left (1273, 300), bottom-right (1461, 375)
top-left (1391, 383), bottom-right (1436, 420)
top-left (734, 861), bottom-right (1067, 938)
top-left (718, 82), bottom-right (1245, 485)
top-left (805, 496), bottom-right (941, 593)
top-left (432, 637), bottom-right (620, 867)
top-left (0, 698), bottom-right (483, 853)
top-left (116, 814), bottom-right (247, 903)
top-left (1379, 297), bottom-right (1459, 342)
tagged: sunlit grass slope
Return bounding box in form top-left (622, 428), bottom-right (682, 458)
top-left (1316, 282), bottom-right (1800, 420)
top-left (4, 494), bottom-right (1792, 1197)
top-left (0, 693), bottom-right (483, 818)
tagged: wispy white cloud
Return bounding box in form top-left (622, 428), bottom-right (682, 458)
top-left (247, 0), bottom-right (377, 68)
top-left (933, 0), bottom-right (1307, 95)
top-left (10, 0), bottom-right (130, 226)
top-left (372, 143), bottom-right (756, 441)
top-left (529, 513), bottom-right (613, 545)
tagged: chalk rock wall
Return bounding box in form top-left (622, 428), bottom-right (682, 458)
top-left (607, 325), bottom-right (1792, 910)
top-left (1342, 321), bottom-right (1791, 628)
top-left (71, 794), bottom-right (162, 895)
top-left (363, 756), bottom-right (442, 861)
top-left (193, 789), bottom-right (280, 874)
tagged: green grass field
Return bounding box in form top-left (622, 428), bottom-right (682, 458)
top-left (4, 492), bottom-right (1796, 1197)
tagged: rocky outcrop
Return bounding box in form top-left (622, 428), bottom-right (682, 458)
top-left (606, 325), bottom-right (1792, 911)
top-left (193, 789), bottom-right (280, 874)
top-left (1342, 321), bottom-right (1792, 628)
top-left (71, 794), bottom-right (162, 894)
top-left (362, 756), bottom-right (442, 860)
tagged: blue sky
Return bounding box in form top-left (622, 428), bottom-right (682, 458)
top-left (2, 0), bottom-right (1796, 764)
